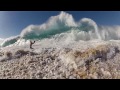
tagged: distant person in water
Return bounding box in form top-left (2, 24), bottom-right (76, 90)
top-left (30, 40), bottom-right (35, 49)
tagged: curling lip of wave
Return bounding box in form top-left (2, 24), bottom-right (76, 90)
top-left (1, 36), bottom-right (20, 47)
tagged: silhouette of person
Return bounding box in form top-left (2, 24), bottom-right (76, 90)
top-left (30, 40), bottom-right (35, 49)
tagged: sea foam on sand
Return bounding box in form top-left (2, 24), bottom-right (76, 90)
top-left (0, 40), bottom-right (120, 79)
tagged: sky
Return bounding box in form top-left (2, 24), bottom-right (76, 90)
top-left (0, 11), bottom-right (120, 38)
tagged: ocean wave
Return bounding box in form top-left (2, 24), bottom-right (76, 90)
top-left (1, 11), bottom-right (120, 47)
top-left (0, 36), bottom-right (20, 47)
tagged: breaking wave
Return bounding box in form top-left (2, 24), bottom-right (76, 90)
top-left (0, 36), bottom-right (20, 47)
top-left (1, 11), bottom-right (120, 47)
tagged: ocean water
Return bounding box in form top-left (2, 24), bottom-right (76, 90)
top-left (1, 11), bottom-right (120, 48)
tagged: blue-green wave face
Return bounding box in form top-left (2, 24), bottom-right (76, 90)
top-left (21, 27), bottom-right (72, 40)
top-left (1, 36), bottom-right (20, 47)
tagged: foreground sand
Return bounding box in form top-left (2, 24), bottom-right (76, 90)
top-left (0, 43), bottom-right (120, 79)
